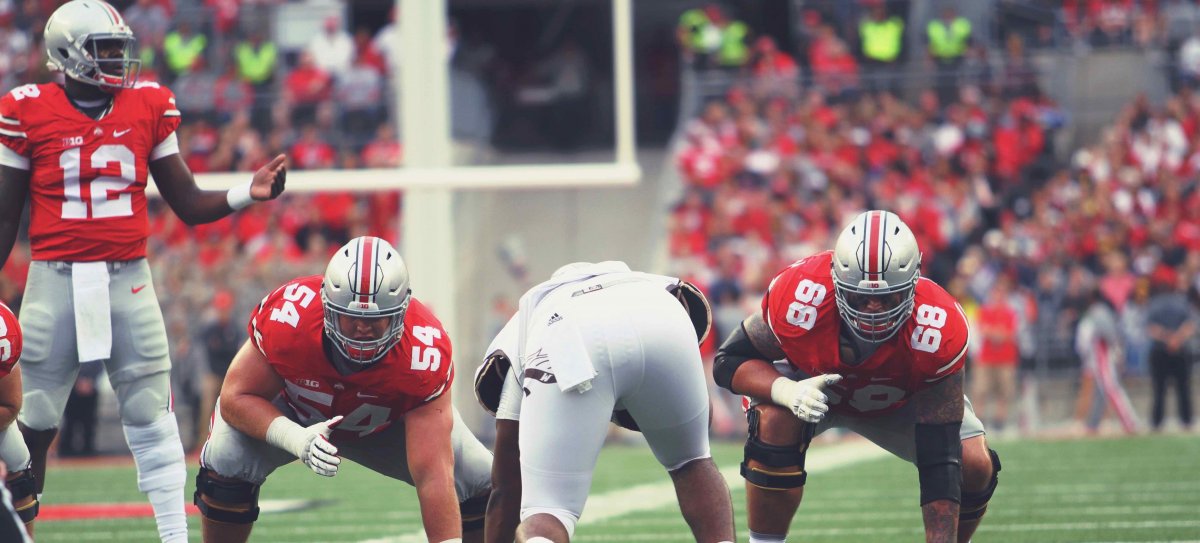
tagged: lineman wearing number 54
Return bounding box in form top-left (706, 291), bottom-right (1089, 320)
top-left (0, 1), bottom-right (288, 541)
top-left (714, 211), bottom-right (1002, 543)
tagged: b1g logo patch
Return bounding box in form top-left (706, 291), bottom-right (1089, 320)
top-left (61, 136), bottom-right (84, 147)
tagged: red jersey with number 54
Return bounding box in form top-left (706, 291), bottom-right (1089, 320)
top-left (248, 275), bottom-right (454, 439)
top-left (0, 301), bottom-right (20, 377)
top-left (0, 82), bottom-right (181, 262)
top-left (762, 251), bottom-right (970, 416)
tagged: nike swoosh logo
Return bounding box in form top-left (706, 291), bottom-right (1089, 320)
top-left (113, 128), bottom-right (132, 137)
top-left (131, 284), bottom-right (147, 294)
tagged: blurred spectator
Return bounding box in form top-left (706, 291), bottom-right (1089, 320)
top-left (971, 275), bottom-right (1021, 432)
top-left (1177, 33), bottom-right (1200, 90)
top-left (0, 15), bottom-right (30, 90)
top-left (122, 0), bottom-right (168, 68)
top-left (290, 124), bottom-right (336, 170)
top-left (283, 51), bottom-right (332, 126)
top-left (205, 0), bottom-right (239, 35)
top-left (213, 60), bottom-right (254, 124)
top-left (307, 15), bottom-right (354, 79)
top-left (677, 4), bottom-right (720, 67)
top-left (808, 26), bottom-right (859, 100)
top-left (517, 39), bottom-right (591, 151)
top-left (58, 361), bottom-right (102, 457)
top-left (352, 26), bottom-right (386, 74)
top-left (1145, 271), bottom-right (1196, 431)
top-left (1121, 277), bottom-right (1152, 375)
top-left (1074, 286), bottom-right (1139, 434)
top-left (336, 54), bottom-right (384, 146)
top-left (361, 124), bottom-right (403, 168)
top-left (171, 66), bottom-right (217, 121)
top-left (162, 21), bottom-right (207, 79)
top-left (856, 1), bottom-right (905, 94)
top-left (450, 65), bottom-right (494, 164)
top-left (198, 290), bottom-right (240, 449)
top-left (234, 29), bottom-right (278, 89)
top-left (373, 6), bottom-right (400, 74)
top-left (707, 5), bottom-right (749, 69)
top-left (750, 36), bottom-right (799, 98)
top-left (926, 6), bottom-right (975, 104)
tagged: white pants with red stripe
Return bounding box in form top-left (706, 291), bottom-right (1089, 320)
top-left (1085, 341), bottom-right (1139, 433)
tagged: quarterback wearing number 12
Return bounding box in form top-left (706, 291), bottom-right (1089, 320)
top-left (714, 210), bottom-right (1001, 543)
top-left (0, 1), bottom-right (287, 541)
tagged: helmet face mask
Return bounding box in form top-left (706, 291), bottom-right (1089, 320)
top-left (321, 237), bottom-right (413, 367)
top-left (45, 1), bottom-right (142, 90)
top-left (831, 210), bottom-right (922, 343)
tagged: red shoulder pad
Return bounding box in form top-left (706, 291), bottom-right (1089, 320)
top-left (400, 299), bottom-right (455, 403)
top-left (249, 276), bottom-right (325, 360)
top-left (908, 279), bottom-right (971, 382)
top-left (0, 86), bottom-right (36, 162)
top-left (0, 301), bottom-right (21, 376)
top-left (133, 81), bottom-right (182, 147)
top-left (762, 251), bottom-right (836, 340)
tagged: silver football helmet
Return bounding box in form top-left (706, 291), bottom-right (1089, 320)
top-left (44, 0), bottom-right (141, 89)
top-left (831, 210), bottom-right (922, 343)
top-left (322, 236), bottom-right (412, 365)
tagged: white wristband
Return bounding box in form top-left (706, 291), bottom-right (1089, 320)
top-left (769, 376), bottom-right (795, 408)
top-left (264, 416), bottom-right (307, 459)
top-left (226, 181), bottom-right (255, 211)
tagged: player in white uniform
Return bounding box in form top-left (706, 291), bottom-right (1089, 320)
top-left (474, 262), bottom-right (734, 543)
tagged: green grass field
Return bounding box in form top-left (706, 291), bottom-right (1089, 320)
top-left (27, 434), bottom-right (1200, 542)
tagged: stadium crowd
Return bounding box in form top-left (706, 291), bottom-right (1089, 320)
top-left (671, 2), bottom-right (1199, 437)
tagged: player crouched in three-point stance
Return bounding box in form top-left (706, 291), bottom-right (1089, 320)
top-left (0, 302), bottom-right (32, 542)
top-left (0, 2), bottom-right (287, 540)
top-left (196, 236), bottom-right (492, 543)
top-left (714, 211), bottom-right (1001, 543)
top-left (476, 261), bottom-right (735, 543)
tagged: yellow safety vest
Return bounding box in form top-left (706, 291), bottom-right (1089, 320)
top-left (860, 16), bottom-right (905, 62)
top-left (718, 21), bottom-right (749, 66)
top-left (927, 18), bottom-right (971, 59)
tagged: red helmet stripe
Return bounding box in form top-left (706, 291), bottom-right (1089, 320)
top-left (357, 237), bottom-right (376, 304)
top-left (102, 1), bottom-right (123, 25)
top-left (867, 211), bottom-right (883, 281)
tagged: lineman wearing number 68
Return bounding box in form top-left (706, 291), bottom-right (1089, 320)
top-left (195, 236), bottom-right (492, 543)
top-left (714, 210), bottom-right (1001, 543)
top-left (0, 2), bottom-right (288, 540)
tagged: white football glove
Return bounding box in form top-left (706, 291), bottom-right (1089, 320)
top-left (770, 374), bottom-right (842, 423)
top-left (265, 415), bottom-right (344, 477)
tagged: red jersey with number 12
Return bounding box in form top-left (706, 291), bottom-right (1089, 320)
top-left (762, 251), bottom-right (970, 416)
top-left (0, 82), bottom-right (181, 261)
top-left (249, 275), bottom-right (454, 439)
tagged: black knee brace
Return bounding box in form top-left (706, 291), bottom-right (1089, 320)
top-left (460, 492), bottom-right (489, 532)
top-left (6, 470), bottom-right (39, 523)
top-left (961, 448), bottom-right (1001, 522)
top-left (740, 407), bottom-right (815, 490)
top-left (193, 468), bottom-right (261, 524)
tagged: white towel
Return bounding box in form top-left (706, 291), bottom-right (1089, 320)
top-left (72, 262), bottom-right (112, 362)
top-left (516, 261), bottom-right (631, 393)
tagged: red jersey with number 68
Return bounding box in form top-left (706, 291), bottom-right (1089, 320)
top-left (762, 251), bottom-right (970, 416)
top-left (0, 301), bottom-right (20, 378)
top-left (249, 275), bottom-right (454, 439)
top-left (0, 82), bottom-right (181, 262)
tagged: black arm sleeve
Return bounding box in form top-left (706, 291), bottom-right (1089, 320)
top-left (914, 421), bottom-right (963, 506)
top-left (713, 322), bottom-right (768, 392)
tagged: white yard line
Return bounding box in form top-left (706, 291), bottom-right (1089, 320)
top-left (356, 440), bottom-right (887, 543)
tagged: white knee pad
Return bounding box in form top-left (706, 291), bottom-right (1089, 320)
top-left (17, 389), bottom-right (68, 431)
top-left (521, 507), bottom-right (578, 539)
top-left (0, 424), bottom-right (31, 471)
top-left (123, 415), bottom-right (186, 493)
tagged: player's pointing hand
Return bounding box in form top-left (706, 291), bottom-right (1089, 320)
top-left (251, 154), bottom-right (288, 201)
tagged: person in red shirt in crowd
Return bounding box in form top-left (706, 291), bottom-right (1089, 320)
top-left (213, 62), bottom-right (254, 123)
top-left (290, 124), bottom-right (336, 170)
top-left (361, 124), bottom-right (403, 168)
top-left (282, 51), bottom-right (331, 126)
top-left (971, 275), bottom-right (1021, 432)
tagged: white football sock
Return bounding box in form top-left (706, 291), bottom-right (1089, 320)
top-left (123, 415), bottom-right (188, 542)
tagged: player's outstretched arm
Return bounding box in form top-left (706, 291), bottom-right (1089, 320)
top-left (913, 371), bottom-right (965, 543)
top-left (150, 153), bottom-right (287, 226)
top-left (484, 418), bottom-right (520, 543)
top-left (0, 165), bottom-right (30, 269)
top-left (406, 391), bottom-right (462, 542)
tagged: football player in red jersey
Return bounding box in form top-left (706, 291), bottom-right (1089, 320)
top-left (713, 211), bottom-right (1001, 543)
top-left (0, 2), bottom-right (287, 540)
top-left (0, 301), bottom-right (32, 540)
top-left (195, 236), bottom-right (492, 543)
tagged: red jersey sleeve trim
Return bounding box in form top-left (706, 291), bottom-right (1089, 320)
top-left (0, 115), bottom-right (18, 125)
top-left (0, 127), bottom-right (26, 138)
